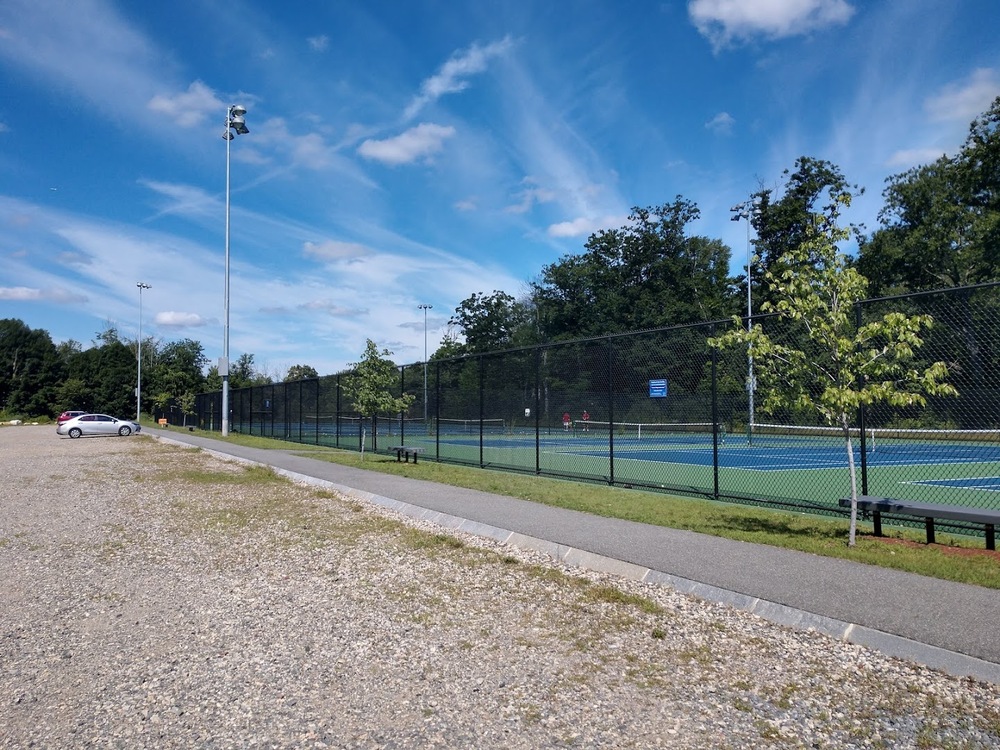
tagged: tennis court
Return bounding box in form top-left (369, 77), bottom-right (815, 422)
top-left (405, 420), bottom-right (1000, 512)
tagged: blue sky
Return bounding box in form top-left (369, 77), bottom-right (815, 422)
top-left (1, 1), bottom-right (998, 377)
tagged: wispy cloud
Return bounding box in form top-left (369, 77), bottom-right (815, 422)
top-left (357, 123), bottom-right (456, 166)
top-left (924, 68), bottom-right (1000, 124)
top-left (689, 0), bottom-right (855, 51)
top-left (147, 80), bottom-right (223, 127)
top-left (0, 0), bottom-right (166, 123)
top-left (307, 35), bottom-right (329, 52)
top-left (505, 178), bottom-right (556, 214)
top-left (0, 285), bottom-right (88, 303)
top-left (404, 36), bottom-right (514, 119)
top-left (303, 240), bottom-right (372, 261)
top-left (705, 112), bottom-right (735, 135)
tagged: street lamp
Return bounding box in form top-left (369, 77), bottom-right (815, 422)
top-left (136, 282), bottom-right (151, 423)
top-left (221, 104), bottom-right (249, 437)
top-left (418, 304), bottom-right (432, 424)
top-left (730, 198), bottom-right (761, 442)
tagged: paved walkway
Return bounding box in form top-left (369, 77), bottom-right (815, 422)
top-left (149, 427), bottom-right (1000, 684)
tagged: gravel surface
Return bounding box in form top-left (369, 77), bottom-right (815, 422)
top-left (2, 424), bottom-right (999, 749)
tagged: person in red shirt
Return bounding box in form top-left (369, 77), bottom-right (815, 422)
top-left (562, 411), bottom-right (571, 431)
top-left (581, 410), bottom-right (590, 432)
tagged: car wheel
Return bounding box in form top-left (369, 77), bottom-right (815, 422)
top-left (118, 425), bottom-right (132, 436)
top-left (68, 427), bottom-right (82, 439)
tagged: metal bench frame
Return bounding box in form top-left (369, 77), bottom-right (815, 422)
top-left (840, 495), bottom-right (999, 550)
top-left (388, 446), bottom-right (425, 464)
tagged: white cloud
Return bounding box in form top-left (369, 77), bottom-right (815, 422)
top-left (155, 311), bottom-right (208, 328)
top-left (925, 68), bottom-right (1000, 124)
top-left (505, 179), bottom-right (557, 214)
top-left (689, 0), bottom-right (855, 50)
top-left (357, 123), bottom-right (456, 166)
top-left (0, 285), bottom-right (87, 303)
top-left (705, 111), bottom-right (735, 134)
top-left (303, 240), bottom-right (372, 261)
top-left (147, 80), bottom-right (223, 127)
top-left (0, 0), bottom-right (167, 123)
top-left (404, 36), bottom-right (513, 119)
top-left (307, 35), bottom-right (329, 52)
top-left (884, 148), bottom-right (949, 169)
top-left (547, 214), bottom-right (626, 239)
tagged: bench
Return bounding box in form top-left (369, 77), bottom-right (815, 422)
top-left (839, 495), bottom-right (1000, 550)
top-left (388, 446), bottom-right (425, 464)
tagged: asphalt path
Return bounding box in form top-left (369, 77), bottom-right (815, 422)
top-left (149, 427), bottom-right (1000, 684)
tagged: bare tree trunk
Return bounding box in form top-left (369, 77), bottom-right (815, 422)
top-left (361, 425), bottom-right (366, 461)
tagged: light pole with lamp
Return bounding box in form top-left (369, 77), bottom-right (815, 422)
top-left (221, 104), bottom-right (249, 437)
top-left (730, 198), bottom-right (760, 443)
top-left (136, 282), bottom-right (151, 423)
top-left (418, 304), bottom-right (432, 425)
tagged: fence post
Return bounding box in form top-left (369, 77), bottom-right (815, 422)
top-left (607, 337), bottom-right (615, 486)
top-left (535, 347), bottom-right (541, 474)
top-left (856, 301), bottom-right (869, 496)
top-left (711, 324), bottom-right (720, 499)
top-left (434, 359), bottom-right (441, 460)
top-left (479, 355), bottom-right (485, 468)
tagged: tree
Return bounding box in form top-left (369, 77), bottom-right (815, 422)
top-left (285, 364), bottom-right (319, 382)
top-left (0, 319), bottom-right (65, 416)
top-left (230, 353), bottom-right (271, 388)
top-left (449, 291), bottom-right (536, 354)
top-left (710, 191), bottom-right (956, 546)
top-left (748, 157), bottom-right (862, 311)
top-left (859, 96), bottom-right (1000, 295)
top-left (148, 338), bottom-right (208, 414)
top-left (342, 340), bottom-right (415, 458)
top-left (533, 199), bottom-right (734, 340)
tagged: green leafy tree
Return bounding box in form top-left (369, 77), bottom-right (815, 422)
top-left (533, 199), bottom-right (734, 340)
top-left (748, 157), bottom-right (862, 311)
top-left (177, 391), bottom-right (196, 426)
top-left (284, 364), bottom-right (319, 382)
top-left (342, 339), bottom-right (415, 458)
top-left (859, 96), bottom-right (1000, 294)
top-left (229, 353), bottom-right (271, 388)
top-left (449, 291), bottom-right (536, 354)
top-left (710, 192), bottom-right (956, 546)
top-left (0, 319), bottom-right (66, 417)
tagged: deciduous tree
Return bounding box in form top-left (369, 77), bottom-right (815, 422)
top-left (710, 192), bottom-right (956, 546)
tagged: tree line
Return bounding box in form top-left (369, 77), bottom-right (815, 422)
top-left (0, 320), bottom-right (319, 420)
top-left (4, 96), bottom-right (1000, 420)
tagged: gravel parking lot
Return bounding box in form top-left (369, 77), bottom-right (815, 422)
top-left (1, 424), bottom-right (998, 748)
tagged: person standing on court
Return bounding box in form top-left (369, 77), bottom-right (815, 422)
top-left (581, 410), bottom-right (590, 431)
top-left (562, 411), bottom-right (571, 431)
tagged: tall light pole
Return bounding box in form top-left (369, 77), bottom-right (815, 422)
top-left (731, 198), bottom-right (760, 442)
top-left (136, 282), bottom-right (151, 423)
top-left (418, 304), bottom-right (432, 424)
top-left (221, 104), bottom-right (249, 437)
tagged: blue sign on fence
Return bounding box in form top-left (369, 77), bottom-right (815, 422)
top-left (649, 379), bottom-right (668, 398)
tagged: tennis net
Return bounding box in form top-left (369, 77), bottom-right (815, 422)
top-left (574, 420), bottom-right (725, 442)
top-left (751, 423), bottom-right (1000, 457)
top-left (434, 417), bottom-right (507, 435)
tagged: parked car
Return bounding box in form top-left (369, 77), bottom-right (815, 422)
top-left (56, 414), bottom-right (142, 438)
top-left (57, 410), bottom-right (87, 424)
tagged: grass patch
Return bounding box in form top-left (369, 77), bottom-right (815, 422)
top-left (161, 431), bottom-right (1000, 588)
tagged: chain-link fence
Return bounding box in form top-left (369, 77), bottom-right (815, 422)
top-left (194, 282), bottom-right (1000, 536)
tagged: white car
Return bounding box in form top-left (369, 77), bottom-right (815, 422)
top-left (56, 414), bottom-right (142, 438)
